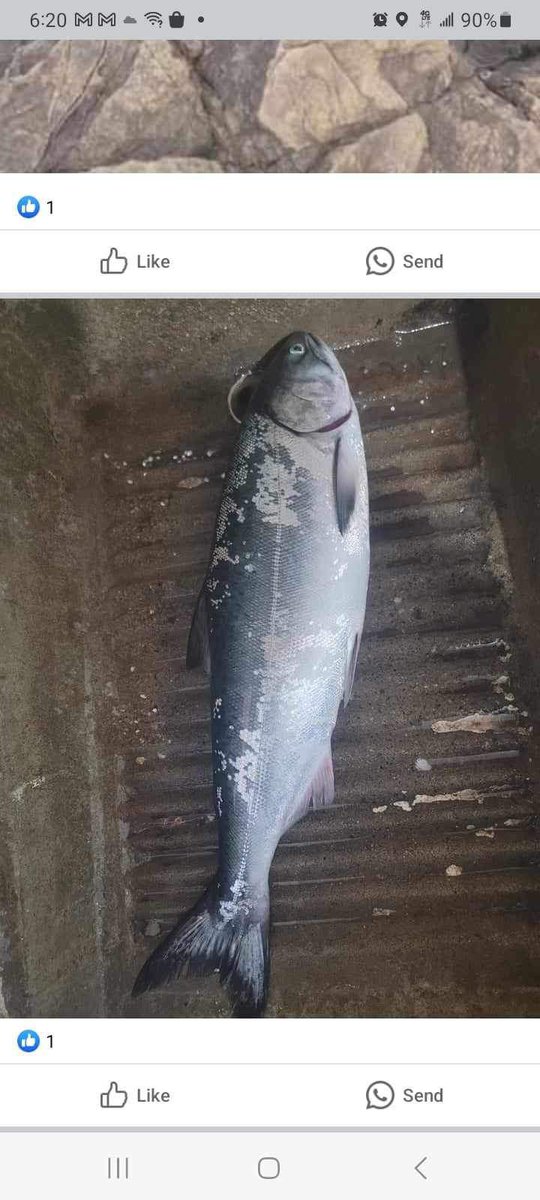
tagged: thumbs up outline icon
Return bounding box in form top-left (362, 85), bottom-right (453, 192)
top-left (100, 1081), bottom-right (129, 1108)
top-left (100, 248), bottom-right (129, 275)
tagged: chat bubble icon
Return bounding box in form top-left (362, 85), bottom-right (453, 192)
top-left (366, 247), bottom-right (395, 276)
top-left (366, 1080), bottom-right (395, 1109)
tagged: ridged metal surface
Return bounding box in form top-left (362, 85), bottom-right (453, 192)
top-left (103, 316), bottom-right (538, 1016)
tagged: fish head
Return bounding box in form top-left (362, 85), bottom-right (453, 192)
top-left (234, 333), bottom-right (352, 434)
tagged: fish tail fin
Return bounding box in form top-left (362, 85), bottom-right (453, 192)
top-left (132, 880), bottom-right (270, 1017)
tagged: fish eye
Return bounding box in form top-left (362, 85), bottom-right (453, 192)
top-left (289, 342), bottom-right (306, 359)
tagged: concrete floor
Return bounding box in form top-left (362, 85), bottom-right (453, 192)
top-left (0, 299), bottom-right (539, 1018)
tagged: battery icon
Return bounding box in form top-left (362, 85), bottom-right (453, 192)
top-left (500, 11), bottom-right (512, 25)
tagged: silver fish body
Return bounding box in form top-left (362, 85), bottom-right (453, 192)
top-left (209, 408), bottom-right (369, 903)
top-left (133, 332), bottom-right (370, 1014)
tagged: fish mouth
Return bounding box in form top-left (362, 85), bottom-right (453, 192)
top-left (265, 331), bottom-right (332, 366)
top-left (254, 330), bottom-right (334, 374)
top-left (302, 332), bottom-right (335, 368)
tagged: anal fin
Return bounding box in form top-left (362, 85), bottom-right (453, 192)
top-left (186, 586), bottom-right (210, 672)
top-left (306, 747), bottom-right (335, 811)
top-left (284, 745), bottom-right (335, 832)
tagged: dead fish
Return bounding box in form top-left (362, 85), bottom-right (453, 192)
top-left (133, 332), bottom-right (370, 1015)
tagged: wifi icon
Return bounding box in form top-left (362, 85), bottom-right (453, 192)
top-left (145, 10), bottom-right (163, 24)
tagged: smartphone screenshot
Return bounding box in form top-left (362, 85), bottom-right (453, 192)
top-left (0, 4), bottom-right (539, 1197)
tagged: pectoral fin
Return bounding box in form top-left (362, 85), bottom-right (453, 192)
top-left (333, 436), bottom-right (357, 535)
top-left (186, 587), bottom-right (210, 673)
top-left (343, 632), bottom-right (360, 707)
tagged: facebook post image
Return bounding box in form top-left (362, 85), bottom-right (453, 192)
top-left (1, 20), bottom-right (540, 173)
top-left (1, 293), bottom-right (538, 1022)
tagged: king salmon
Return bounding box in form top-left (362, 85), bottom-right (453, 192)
top-left (133, 331), bottom-right (370, 1015)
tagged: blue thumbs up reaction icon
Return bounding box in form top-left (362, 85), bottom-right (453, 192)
top-left (17, 196), bottom-right (40, 219)
top-left (17, 1029), bottom-right (40, 1052)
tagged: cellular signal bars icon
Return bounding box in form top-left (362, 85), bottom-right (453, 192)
top-left (440, 11), bottom-right (454, 25)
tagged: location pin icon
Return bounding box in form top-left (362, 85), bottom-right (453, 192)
top-left (396, 11), bottom-right (408, 24)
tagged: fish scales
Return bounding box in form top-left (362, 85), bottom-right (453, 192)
top-left (133, 332), bottom-right (370, 1015)
top-left (210, 411), bottom-right (368, 896)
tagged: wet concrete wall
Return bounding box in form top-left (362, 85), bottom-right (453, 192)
top-left (1, 298), bottom-right (538, 1018)
top-left (0, 303), bottom-right (129, 1016)
top-left (459, 301), bottom-right (540, 668)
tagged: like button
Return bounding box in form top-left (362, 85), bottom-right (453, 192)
top-left (100, 1081), bottom-right (129, 1109)
top-left (100, 248), bottom-right (129, 275)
